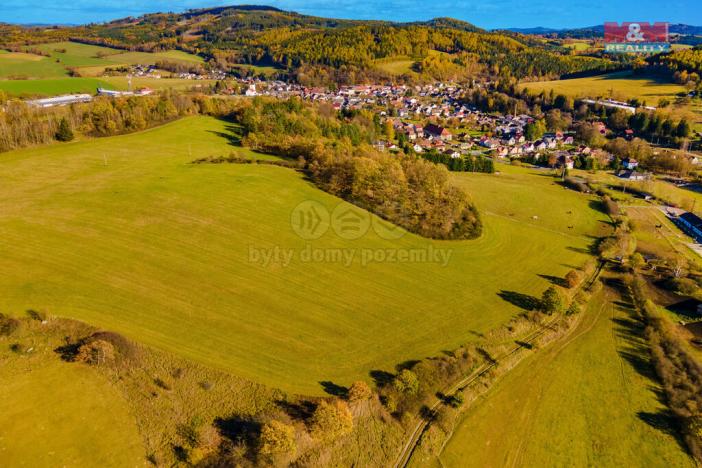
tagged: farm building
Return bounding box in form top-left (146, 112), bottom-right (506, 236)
top-left (675, 212), bottom-right (702, 243)
top-left (27, 94), bottom-right (93, 108)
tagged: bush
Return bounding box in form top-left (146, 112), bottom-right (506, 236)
top-left (564, 270), bottom-right (582, 289)
top-left (259, 420), bottom-right (296, 457)
top-left (75, 339), bottom-right (115, 365)
top-left (310, 400), bottom-right (353, 441)
top-left (347, 381), bottom-right (372, 402)
top-left (0, 314), bottom-right (20, 336)
top-left (393, 369), bottom-right (420, 396)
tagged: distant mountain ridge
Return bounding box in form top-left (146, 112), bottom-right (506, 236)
top-left (505, 23), bottom-right (702, 37)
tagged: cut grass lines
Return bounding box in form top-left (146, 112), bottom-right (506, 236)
top-left (0, 117), bottom-right (605, 394)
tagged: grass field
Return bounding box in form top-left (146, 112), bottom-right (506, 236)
top-left (520, 71), bottom-right (686, 104)
top-left (0, 41), bottom-right (203, 84)
top-left (0, 118), bottom-right (606, 394)
top-left (0, 76), bottom-right (214, 97)
top-left (0, 77), bottom-right (116, 96)
top-left (0, 344), bottom-right (144, 466)
top-left (0, 51), bottom-right (67, 79)
top-left (439, 283), bottom-right (694, 467)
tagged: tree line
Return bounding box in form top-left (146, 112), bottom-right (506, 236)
top-left (0, 91), bottom-right (239, 153)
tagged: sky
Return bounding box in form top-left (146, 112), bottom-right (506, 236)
top-left (0, 0), bottom-right (699, 29)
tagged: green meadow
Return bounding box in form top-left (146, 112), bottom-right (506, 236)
top-left (0, 118), bottom-right (606, 394)
top-left (439, 284), bottom-right (694, 467)
top-left (0, 77), bottom-right (116, 96)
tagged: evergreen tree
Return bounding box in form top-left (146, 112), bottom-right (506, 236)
top-left (541, 286), bottom-right (563, 314)
top-left (55, 118), bottom-right (74, 142)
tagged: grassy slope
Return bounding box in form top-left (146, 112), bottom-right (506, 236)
top-left (521, 71), bottom-right (686, 102)
top-left (439, 284), bottom-right (694, 467)
top-left (0, 52), bottom-right (67, 79)
top-left (0, 42), bottom-right (205, 94)
top-left (0, 354), bottom-right (144, 466)
top-left (0, 118), bottom-right (605, 394)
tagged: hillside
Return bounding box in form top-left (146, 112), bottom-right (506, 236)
top-left (0, 5), bottom-right (616, 84)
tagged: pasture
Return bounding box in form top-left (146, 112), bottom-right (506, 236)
top-left (439, 285), bottom-right (694, 467)
top-left (0, 41), bottom-right (204, 84)
top-left (520, 71), bottom-right (686, 104)
top-left (0, 118), bottom-right (606, 394)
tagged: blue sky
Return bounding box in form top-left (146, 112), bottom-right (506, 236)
top-left (0, 0), bottom-right (699, 29)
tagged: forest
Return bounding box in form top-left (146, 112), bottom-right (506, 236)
top-left (0, 6), bottom-right (618, 85)
top-left (236, 97), bottom-right (483, 240)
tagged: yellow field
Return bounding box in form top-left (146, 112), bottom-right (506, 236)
top-left (521, 71), bottom-right (686, 104)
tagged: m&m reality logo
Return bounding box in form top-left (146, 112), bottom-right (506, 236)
top-left (604, 22), bottom-right (670, 53)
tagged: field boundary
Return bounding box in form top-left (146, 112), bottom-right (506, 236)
top-left (394, 260), bottom-right (605, 468)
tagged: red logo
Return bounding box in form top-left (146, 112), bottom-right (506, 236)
top-left (604, 22), bottom-right (668, 43)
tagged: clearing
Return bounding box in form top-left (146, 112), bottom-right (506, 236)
top-left (0, 118), bottom-right (606, 394)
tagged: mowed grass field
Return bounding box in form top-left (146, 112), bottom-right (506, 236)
top-left (0, 357), bottom-right (144, 466)
top-left (520, 71), bottom-right (686, 103)
top-left (0, 77), bottom-right (116, 96)
top-left (0, 118), bottom-right (606, 394)
top-left (439, 285), bottom-right (694, 467)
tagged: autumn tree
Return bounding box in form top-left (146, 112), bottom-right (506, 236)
top-left (259, 420), bottom-right (296, 458)
top-left (393, 369), bottom-right (419, 395)
top-left (76, 339), bottom-right (115, 365)
top-left (310, 400), bottom-right (353, 441)
top-left (347, 380), bottom-right (372, 402)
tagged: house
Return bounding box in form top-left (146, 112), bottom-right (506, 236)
top-left (534, 140), bottom-right (548, 152)
top-left (563, 136), bottom-right (574, 145)
top-left (413, 144), bottom-right (423, 153)
top-left (27, 94), bottom-right (93, 108)
top-left (622, 158), bottom-right (639, 170)
top-left (444, 149), bottom-right (461, 159)
top-left (425, 123), bottom-right (453, 141)
top-left (617, 170), bottom-right (648, 181)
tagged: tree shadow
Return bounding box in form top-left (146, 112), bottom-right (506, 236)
top-left (498, 290), bottom-right (541, 311)
top-left (515, 340), bottom-right (534, 350)
top-left (275, 399), bottom-right (316, 422)
top-left (54, 336), bottom-right (82, 362)
top-left (214, 415), bottom-right (261, 447)
top-left (319, 381), bottom-right (348, 398)
top-left (637, 410), bottom-right (690, 453)
top-left (396, 360), bottom-right (421, 372)
top-left (370, 369), bottom-right (395, 388)
top-left (538, 274), bottom-right (568, 288)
